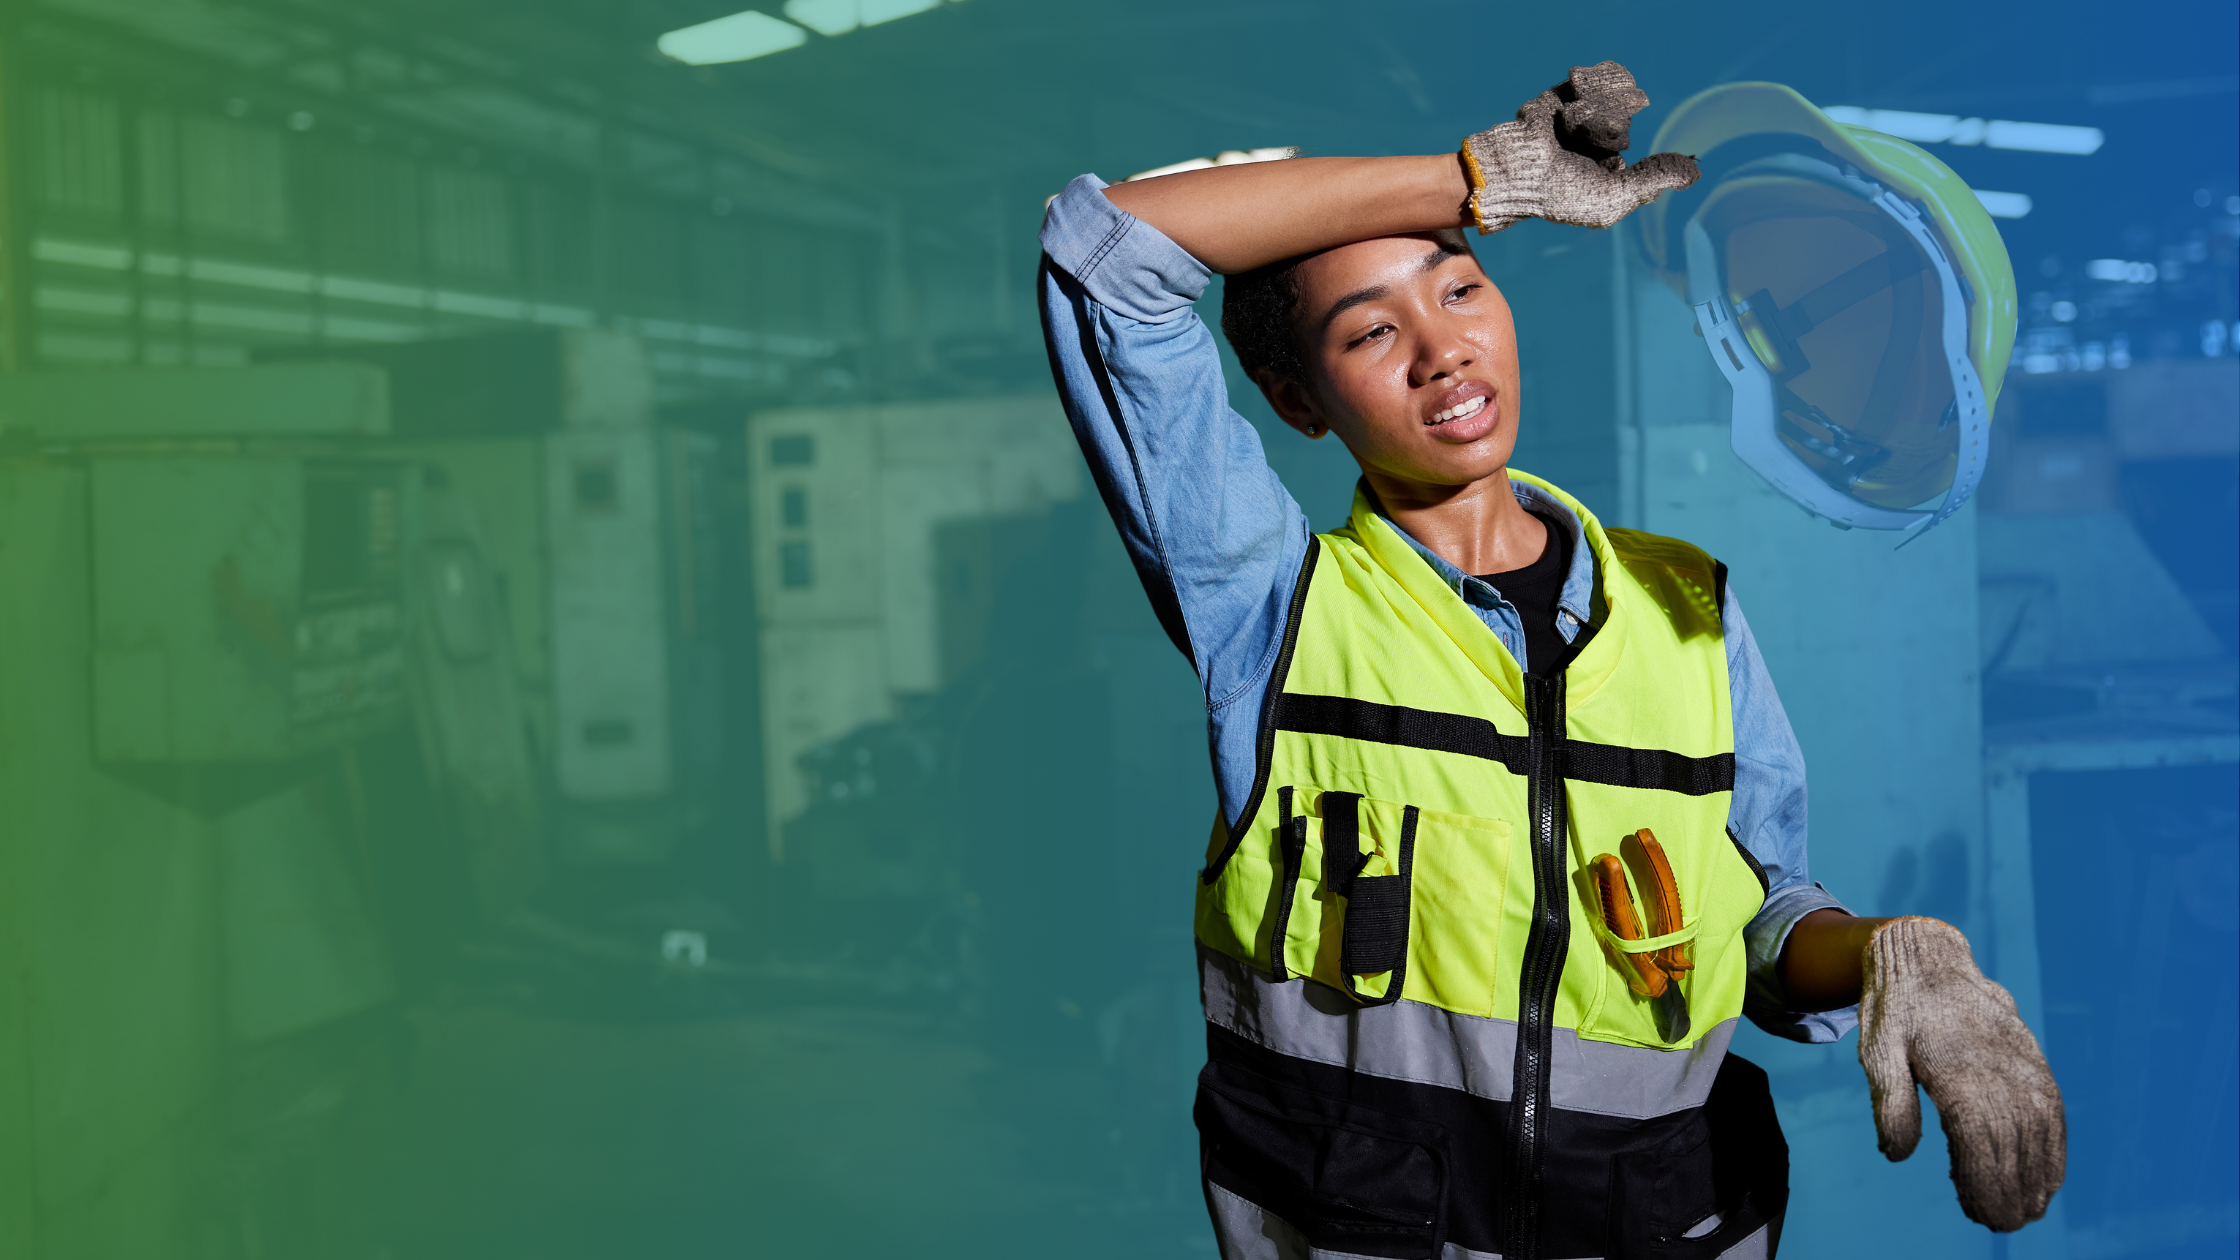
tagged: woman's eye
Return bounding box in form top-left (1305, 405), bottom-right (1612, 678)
top-left (1449, 283), bottom-right (1482, 302)
top-left (1346, 324), bottom-right (1393, 349)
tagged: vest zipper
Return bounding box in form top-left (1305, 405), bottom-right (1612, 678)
top-left (1502, 671), bottom-right (1570, 1260)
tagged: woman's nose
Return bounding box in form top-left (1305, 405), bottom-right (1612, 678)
top-left (1413, 334), bottom-right (1473, 386)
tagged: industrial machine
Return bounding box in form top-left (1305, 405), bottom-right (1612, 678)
top-left (288, 328), bottom-right (728, 866)
top-left (0, 363), bottom-right (416, 1253)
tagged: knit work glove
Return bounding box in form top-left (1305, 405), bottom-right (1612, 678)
top-left (1460, 61), bottom-right (1700, 234)
top-left (1859, 917), bottom-right (2067, 1231)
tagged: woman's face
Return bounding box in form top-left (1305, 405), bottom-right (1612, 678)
top-left (1259, 233), bottom-right (1524, 495)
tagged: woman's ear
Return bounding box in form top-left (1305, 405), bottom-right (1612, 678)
top-left (1253, 368), bottom-right (1331, 440)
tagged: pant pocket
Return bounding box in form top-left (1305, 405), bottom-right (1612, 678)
top-left (1196, 1061), bottom-right (1447, 1259)
top-left (1614, 1112), bottom-right (1718, 1255)
top-left (1612, 1053), bottom-right (1789, 1259)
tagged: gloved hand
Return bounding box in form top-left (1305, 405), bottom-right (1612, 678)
top-left (1858, 917), bottom-right (2067, 1231)
top-left (1461, 61), bottom-right (1700, 233)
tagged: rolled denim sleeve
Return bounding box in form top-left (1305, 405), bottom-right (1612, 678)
top-left (1038, 175), bottom-right (1312, 828)
top-left (1727, 584), bottom-right (1857, 1043)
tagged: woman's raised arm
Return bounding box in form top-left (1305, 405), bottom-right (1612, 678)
top-left (1102, 60), bottom-right (1699, 274)
top-left (1101, 155), bottom-right (1473, 275)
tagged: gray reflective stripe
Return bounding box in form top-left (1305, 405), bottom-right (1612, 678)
top-left (1206, 1180), bottom-right (1779, 1260)
top-left (1204, 1181), bottom-right (1505, 1260)
top-left (1200, 945), bottom-right (1736, 1120)
top-left (1204, 1180), bottom-right (1306, 1260)
top-left (1716, 1220), bottom-right (1774, 1260)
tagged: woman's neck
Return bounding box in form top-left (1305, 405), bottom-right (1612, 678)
top-left (1366, 466), bottom-right (1548, 576)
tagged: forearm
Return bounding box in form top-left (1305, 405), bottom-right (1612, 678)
top-left (1100, 154), bottom-right (1473, 274)
top-left (1779, 909), bottom-right (1896, 1011)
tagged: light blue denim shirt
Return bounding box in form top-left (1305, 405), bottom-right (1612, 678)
top-left (1038, 173), bottom-right (1853, 1042)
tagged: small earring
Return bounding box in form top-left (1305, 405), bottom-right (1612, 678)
top-left (1306, 424), bottom-right (1320, 437)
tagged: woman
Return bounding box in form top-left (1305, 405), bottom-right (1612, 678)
top-left (1036, 62), bottom-right (2062, 1259)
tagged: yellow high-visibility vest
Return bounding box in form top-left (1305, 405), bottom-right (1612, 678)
top-left (1198, 471), bottom-right (1765, 1050)
top-left (1190, 473), bottom-right (1789, 1259)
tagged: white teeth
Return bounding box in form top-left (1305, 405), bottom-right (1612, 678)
top-left (1432, 395), bottom-right (1487, 424)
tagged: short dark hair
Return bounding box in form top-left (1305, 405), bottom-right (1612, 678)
top-left (1219, 228), bottom-right (1477, 385)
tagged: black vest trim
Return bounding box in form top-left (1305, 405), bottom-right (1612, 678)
top-left (1275, 693), bottom-right (1737, 797)
top-left (1197, 1025), bottom-right (1790, 1260)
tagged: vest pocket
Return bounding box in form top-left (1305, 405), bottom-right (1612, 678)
top-left (1339, 873), bottom-right (1408, 976)
top-left (1196, 1059), bottom-right (1448, 1259)
top-left (1573, 824), bottom-right (1763, 1049)
top-left (1291, 790), bottom-right (1419, 1006)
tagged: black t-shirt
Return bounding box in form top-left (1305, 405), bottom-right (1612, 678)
top-left (1474, 511), bottom-right (1574, 677)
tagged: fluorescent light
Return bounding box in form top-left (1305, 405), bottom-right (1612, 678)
top-left (783, 0), bottom-right (857, 34)
top-left (860, 0), bottom-right (941, 25)
top-left (1972, 190), bottom-right (2033, 219)
top-left (1824, 107), bottom-right (1964, 143)
top-left (778, 0), bottom-right (941, 37)
top-left (1128, 157), bottom-right (1216, 181)
top-left (1984, 120), bottom-right (2104, 155)
top-left (1127, 147), bottom-right (1296, 183)
top-left (2086, 259), bottom-right (2158, 284)
top-left (657, 11), bottom-right (808, 65)
top-left (1824, 106), bottom-right (2105, 155)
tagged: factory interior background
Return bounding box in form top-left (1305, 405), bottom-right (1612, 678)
top-left (0, 0), bottom-right (2232, 1256)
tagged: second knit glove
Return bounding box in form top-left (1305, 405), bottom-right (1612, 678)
top-left (1858, 916), bottom-right (2067, 1232)
top-left (1462, 61), bottom-right (1700, 234)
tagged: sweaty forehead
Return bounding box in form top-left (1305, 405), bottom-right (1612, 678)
top-left (1299, 236), bottom-right (1475, 332)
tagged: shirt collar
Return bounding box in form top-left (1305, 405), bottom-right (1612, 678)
top-left (1368, 479), bottom-right (1597, 628)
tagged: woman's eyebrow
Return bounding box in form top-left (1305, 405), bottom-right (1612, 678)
top-left (1315, 249), bottom-right (1462, 334)
top-left (1317, 284), bottom-right (1389, 334)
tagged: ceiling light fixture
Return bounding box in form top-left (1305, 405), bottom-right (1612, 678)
top-left (2086, 259), bottom-right (2158, 284)
top-left (657, 10), bottom-right (809, 65)
top-left (1823, 106), bottom-right (2105, 156)
top-left (781, 0), bottom-right (945, 37)
top-left (782, 0), bottom-right (858, 35)
top-left (862, 0), bottom-right (944, 24)
top-left (1971, 190), bottom-right (2032, 219)
top-left (1127, 147), bottom-right (1298, 183)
